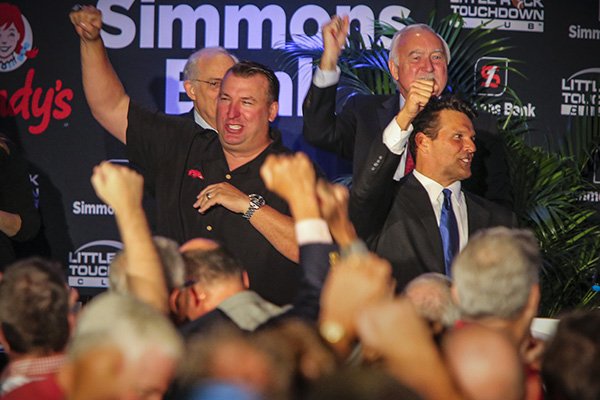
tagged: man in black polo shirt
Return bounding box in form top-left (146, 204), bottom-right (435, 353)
top-left (71, 7), bottom-right (299, 305)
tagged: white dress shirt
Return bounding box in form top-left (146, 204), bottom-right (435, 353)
top-left (193, 108), bottom-right (216, 131)
top-left (312, 66), bottom-right (412, 181)
top-left (413, 170), bottom-right (469, 251)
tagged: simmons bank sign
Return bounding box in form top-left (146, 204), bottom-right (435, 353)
top-left (96, 0), bottom-right (412, 116)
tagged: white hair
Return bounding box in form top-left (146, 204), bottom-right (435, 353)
top-left (453, 227), bottom-right (540, 319)
top-left (109, 236), bottom-right (185, 294)
top-left (183, 47), bottom-right (239, 80)
top-left (388, 24), bottom-right (451, 65)
top-left (69, 293), bottom-right (183, 362)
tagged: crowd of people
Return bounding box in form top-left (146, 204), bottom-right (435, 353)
top-left (0, 4), bottom-right (598, 400)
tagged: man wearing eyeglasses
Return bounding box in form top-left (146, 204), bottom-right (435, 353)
top-left (71, 6), bottom-right (300, 306)
top-left (181, 47), bottom-right (238, 131)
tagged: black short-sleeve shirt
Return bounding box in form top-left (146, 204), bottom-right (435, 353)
top-left (126, 103), bottom-right (300, 305)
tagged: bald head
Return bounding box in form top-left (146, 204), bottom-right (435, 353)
top-left (443, 324), bottom-right (525, 400)
top-left (183, 47), bottom-right (237, 129)
top-left (180, 237), bottom-right (220, 253)
top-left (404, 272), bottom-right (459, 331)
top-left (387, 24), bottom-right (450, 99)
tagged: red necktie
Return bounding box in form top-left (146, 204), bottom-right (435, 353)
top-left (404, 151), bottom-right (415, 175)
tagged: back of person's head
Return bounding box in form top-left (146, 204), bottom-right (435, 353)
top-left (183, 247), bottom-right (245, 288)
top-left (110, 236), bottom-right (185, 294)
top-left (442, 324), bottom-right (525, 400)
top-left (408, 95), bottom-right (476, 158)
top-left (0, 257), bottom-right (69, 355)
top-left (251, 319), bottom-right (338, 398)
top-left (404, 272), bottom-right (459, 331)
top-left (178, 325), bottom-right (277, 398)
top-left (69, 292), bottom-right (183, 363)
top-left (225, 61), bottom-right (280, 103)
top-left (452, 227), bottom-right (540, 320)
top-left (542, 309), bottom-right (600, 400)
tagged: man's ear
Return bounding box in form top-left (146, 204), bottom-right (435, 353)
top-left (524, 283), bottom-right (540, 320)
top-left (183, 80), bottom-right (197, 101)
top-left (414, 131), bottom-right (430, 153)
top-left (242, 271), bottom-right (250, 289)
top-left (168, 289), bottom-right (182, 314)
top-left (268, 101), bottom-right (279, 123)
top-left (189, 285), bottom-right (206, 306)
top-left (388, 59), bottom-right (399, 81)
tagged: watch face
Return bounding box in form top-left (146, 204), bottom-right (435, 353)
top-left (250, 194), bottom-right (265, 207)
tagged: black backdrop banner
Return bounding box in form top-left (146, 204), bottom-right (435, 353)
top-left (1, 0), bottom-right (599, 295)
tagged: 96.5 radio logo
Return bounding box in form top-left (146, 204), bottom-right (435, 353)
top-left (474, 57), bottom-right (509, 97)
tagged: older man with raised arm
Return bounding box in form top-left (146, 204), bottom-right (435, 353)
top-left (303, 15), bottom-right (511, 207)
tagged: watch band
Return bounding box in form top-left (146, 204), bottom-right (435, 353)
top-left (242, 194), bottom-right (265, 220)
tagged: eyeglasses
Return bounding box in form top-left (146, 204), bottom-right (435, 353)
top-left (190, 79), bottom-right (221, 89)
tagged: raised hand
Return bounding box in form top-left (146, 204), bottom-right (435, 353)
top-left (395, 78), bottom-right (436, 130)
top-left (69, 5), bottom-right (102, 42)
top-left (320, 15), bottom-right (350, 71)
top-left (90, 161), bottom-right (143, 215)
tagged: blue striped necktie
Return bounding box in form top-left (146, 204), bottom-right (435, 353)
top-left (440, 188), bottom-right (459, 276)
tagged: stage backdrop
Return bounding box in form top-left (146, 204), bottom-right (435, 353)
top-left (2, 0), bottom-right (600, 296)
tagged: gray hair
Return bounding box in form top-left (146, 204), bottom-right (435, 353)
top-left (69, 293), bottom-right (183, 362)
top-left (183, 47), bottom-right (239, 80)
top-left (404, 272), bottom-right (460, 327)
top-left (452, 227), bottom-right (540, 320)
top-left (388, 24), bottom-right (451, 65)
top-left (109, 236), bottom-right (185, 294)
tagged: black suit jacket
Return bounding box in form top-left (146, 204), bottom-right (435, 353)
top-left (350, 138), bottom-right (517, 290)
top-left (178, 108), bottom-right (196, 120)
top-left (303, 83), bottom-right (512, 208)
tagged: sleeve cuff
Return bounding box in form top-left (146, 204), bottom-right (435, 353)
top-left (313, 66), bottom-right (341, 88)
top-left (382, 120), bottom-right (413, 155)
top-left (295, 219), bottom-right (333, 245)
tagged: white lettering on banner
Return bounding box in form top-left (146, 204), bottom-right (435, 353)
top-left (579, 191), bottom-right (600, 202)
top-left (158, 4), bottom-right (220, 49)
top-left (560, 68), bottom-right (600, 117)
top-left (568, 25), bottom-right (600, 40)
top-left (29, 174), bottom-right (40, 209)
top-left (68, 240), bottom-right (122, 288)
top-left (224, 5), bottom-right (286, 49)
top-left (165, 58), bottom-right (187, 114)
top-left (478, 102), bottom-right (537, 118)
top-left (96, 2), bottom-right (413, 116)
top-left (72, 201), bottom-right (115, 215)
top-left (68, 277), bottom-right (110, 288)
top-left (448, 0), bottom-right (544, 32)
top-left (97, 1), bottom-right (411, 50)
top-left (98, 0), bottom-right (136, 49)
top-left (165, 56), bottom-right (314, 116)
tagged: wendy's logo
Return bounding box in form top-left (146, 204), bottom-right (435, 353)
top-left (0, 3), bottom-right (38, 73)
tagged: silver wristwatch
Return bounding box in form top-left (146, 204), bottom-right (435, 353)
top-left (242, 194), bottom-right (265, 220)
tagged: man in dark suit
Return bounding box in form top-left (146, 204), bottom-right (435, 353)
top-left (350, 96), bottom-right (517, 290)
top-left (303, 16), bottom-right (511, 207)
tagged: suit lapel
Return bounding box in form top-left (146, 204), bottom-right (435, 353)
top-left (397, 175), bottom-right (444, 261)
top-left (465, 193), bottom-right (491, 235)
top-left (375, 95), bottom-right (400, 134)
